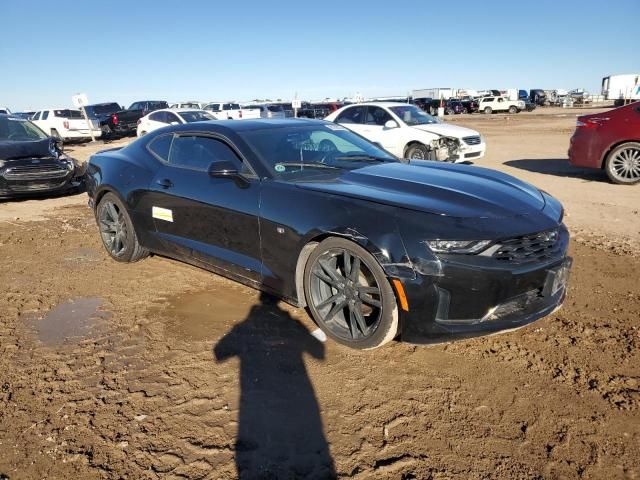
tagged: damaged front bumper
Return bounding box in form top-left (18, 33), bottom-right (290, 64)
top-left (397, 226), bottom-right (571, 343)
top-left (0, 157), bottom-right (85, 199)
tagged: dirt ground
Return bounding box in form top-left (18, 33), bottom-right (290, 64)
top-left (0, 110), bottom-right (639, 479)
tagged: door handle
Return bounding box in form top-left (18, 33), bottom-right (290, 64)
top-left (156, 178), bottom-right (173, 189)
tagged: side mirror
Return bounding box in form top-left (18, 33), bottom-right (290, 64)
top-left (208, 160), bottom-right (239, 178)
top-left (384, 120), bottom-right (398, 129)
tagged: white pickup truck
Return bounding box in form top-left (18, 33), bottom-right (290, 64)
top-left (478, 96), bottom-right (525, 114)
top-left (31, 108), bottom-right (102, 141)
top-left (202, 102), bottom-right (260, 120)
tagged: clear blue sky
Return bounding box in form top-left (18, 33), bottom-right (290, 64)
top-left (1, 0), bottom-right (638, 110)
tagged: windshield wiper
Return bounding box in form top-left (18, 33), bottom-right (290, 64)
top-left (275, 162), bottom-right (340, 170)
top-left (333, 154), bottom-right (389, 162)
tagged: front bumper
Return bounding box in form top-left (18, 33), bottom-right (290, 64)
top-left (0, 159), bottom-right (85, 199)
top-left (451, 142), bottom-right (486, 162)
top-left (398, 227), bottom-right (571, 343)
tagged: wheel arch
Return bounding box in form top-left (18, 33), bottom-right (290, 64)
top-left (403, 140), bottom-right (429, 158)
top-left (293, 227), bottom-right (414, 308)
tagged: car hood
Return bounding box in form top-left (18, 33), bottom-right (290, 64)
top-left (411, 122), bottom-right (480, 139)
top-left (0, 138), bottom-right (57, 161)
top-left (295, 161), bottom-right (545, 219)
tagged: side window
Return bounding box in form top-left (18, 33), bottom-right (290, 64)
top-left (165, 113), bottom-right (180, 124)
top-left (148, 111), bottom-right (165, 122)
top-left (41, 111), bottom-right (49, 120)
top-left (33, 112), bottom-right (41, 120)
top-left (336, 106), bottom-right (366, 125)
top-left (208, 104), bottom-right (221, 112)
top-left (169, 135), bottom-right (242, 171)
top-left (498, 97), bottom-right (504, 103)
top-left (147, 133), bottom-right (173, 162)
top-left (365, 106), bottom-right (392, 126)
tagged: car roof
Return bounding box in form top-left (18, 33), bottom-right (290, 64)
top-left (344, 102), bottom-right (413, 108)
top-left (167, 118), bottom-right (326, 133)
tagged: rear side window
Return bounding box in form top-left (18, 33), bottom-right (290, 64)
top-left (206, 104), bottom-right (221, 112)
top-left (33, 112), bottom-right (41, 120)
top-left (147, 133), bottom-right (173, 162)
top-left (148, 111), bottom-right (166, 122)
top-left (169, 135), bottom-right (241, 171)
top-left (42, 111), bottom-right (49, 120)
top-left (336, 106), bottom-right (366, 124)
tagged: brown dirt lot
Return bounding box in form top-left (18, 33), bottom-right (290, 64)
top-left (0, 112), bottom-right (639, 479)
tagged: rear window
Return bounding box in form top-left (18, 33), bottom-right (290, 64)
top-left (222, 103), bottom-right (240, 110)
top-left (147, 133), bottom-right (173, 162)
top-left (54, 109), bottom-right (83, 119)
top-left (267, 105), bottom-right (283, 112)
top-left (86, 104), bottom-right (121, 116)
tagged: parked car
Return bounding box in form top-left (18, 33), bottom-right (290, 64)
top-left (86, 119), bottom-right (570, 349)
top-left (31, 108), bottom-right (102, 142)
top-left (325, 102), bottom-right (486, 162)
top-left (128, 101), bottom-right (169, 116)
top-left (530, 89), bottom-right (547, 106)
top-left (169, 101), bottom-right (206, 110)
top-left (478, 97), bottom-right (525, 114)
top-left (523, 100), bottom-right (537, 112)
top-left (568, 101), bottom-right (640, 184)
top-left (0, 107), bottom-right (10, 115)
top-left (203, 102), bottom-right (261, 120)
top-left (0, 114), bottom-right (84, 199)
top-left (444, 99), bottom-right (465, 115)
top-left (242, 104), bottom-right (286, 119)
top-left (13, 111), bottom-right (35, 120)
top-left (137, 109), bottom-right (215, 136)
top-left (84, 102), bottom-right (144, 138)
top-left (458, 97), bottom-right (479, 113)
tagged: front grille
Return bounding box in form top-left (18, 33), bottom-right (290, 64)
top-left (3, 164), bottom-right (69, 180)
top-left (493, 229), bottom-right (561, 264)
top-left (463, 135), bottom-right (481, 145)
top-left (465, 152), bottom-right (481, 158)
top-left (8, 181), bottom-right (68, 192)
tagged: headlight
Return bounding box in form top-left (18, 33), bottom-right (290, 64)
top-left (425, 239), bottom-right (491, 254)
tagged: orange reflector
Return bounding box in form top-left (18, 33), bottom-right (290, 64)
top-left (392, 279), bottom-right (409, 312)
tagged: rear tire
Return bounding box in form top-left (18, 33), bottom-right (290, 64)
top-left (484, 107), bottom-right (492, 114)
top-left (96, 192), bottom-right (149, 262)
top-left (303, 237), bottom-right (398, 349)
top-left (604, 142), bottom-right (640, 185)
top-left (508, 106), bottom-right (518, 114)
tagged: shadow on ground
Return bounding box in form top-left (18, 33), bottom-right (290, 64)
top-left (213, 292), bottom-right (336, 479)
top-left (505, 158), bottom-right (608, 181)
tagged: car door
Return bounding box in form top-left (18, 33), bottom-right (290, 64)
top-left (334, 105), bottom-right (367, 137)
top-left (359, 106), bottom-right (397, 151)
top-left (144, 132), bottom-right (262, 282)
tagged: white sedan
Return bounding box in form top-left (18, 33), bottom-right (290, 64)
top-left (137, 109), bottom-right (215, 137)
top-left (325, 102), bottom-right (486, 162)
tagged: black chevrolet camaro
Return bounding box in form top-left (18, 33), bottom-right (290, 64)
top-left (86, 119), bottom-right (571, 349)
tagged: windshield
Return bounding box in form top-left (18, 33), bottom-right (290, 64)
top-left (0, 117), bottom-right (48, 141)
top-left (85, 104), bottom-right (120, 117)
top-left (389, 105), bottom-right (439, 126)
top-left (240, 124), bottom-right (398, 180)
top-left (179, 111), bottom-right (215, 122)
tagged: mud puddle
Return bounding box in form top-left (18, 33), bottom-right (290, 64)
top-left (159, 288), bottom-right (260, 340)
top-left (27, 297), bottom-right (109, 345)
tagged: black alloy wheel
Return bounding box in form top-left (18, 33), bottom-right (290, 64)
top-left (96, 193), bottom-right (148, 262)
top-left (304, 238), bottom-right (398, 349)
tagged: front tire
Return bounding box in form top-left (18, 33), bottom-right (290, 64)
top-left (303, 238), bottom-right (398, 349)
top-left (96, 192), bottom-right (149, 262)
top-left (404, 143), bottom-right (431, 160)
top-left (605, 142), bottom-right (640, 185)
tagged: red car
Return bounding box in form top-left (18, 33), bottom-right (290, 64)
top-left (568, 101), bottom-right (640, 184)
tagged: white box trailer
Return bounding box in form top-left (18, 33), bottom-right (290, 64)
top-left (602, 74), bottom-right (640, 101)
top-left (412, 88), bottom-right (456, 99)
